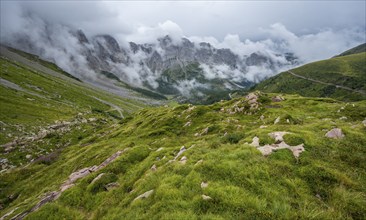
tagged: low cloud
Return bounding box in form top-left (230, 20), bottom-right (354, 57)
top-left (125, 20), bottom-right (184, 44)
top-left (0, 1), bottom-right (365, 97)
top-left (190, 23), bottom-right (365, 63)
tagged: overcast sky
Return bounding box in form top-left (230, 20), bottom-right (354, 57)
top-left (1, 1), bottom-right (365, 39)
top-left (1, 1), bottom-right (365, 62)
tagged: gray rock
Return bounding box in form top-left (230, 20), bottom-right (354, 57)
top-left (133, 189), bottom-right (154, 201)
top-left (91, 173), bottom-right (105, 184)
top-left (325, 128), bottom-right (345, 139)
top-left (151, 164), bottom-right (157, 171)
top-left (250, 136), bottom-right (260, 147)
top-left (274, 117), bottom-right (281, 125)
top-left (0, 158), bottom-right (9, 164)
top-left (272, 96), bottom-right (284, 102)
top-left (201, 182), bottom-right (208, 188)
top-left (202, 194), bottom-right (212, 200)
top-left (105, 182), bottom-right (120, 191)
top-left (174, 146), bottom-right (186, 160)
top-left (179, 156), bottom-right (187, 164)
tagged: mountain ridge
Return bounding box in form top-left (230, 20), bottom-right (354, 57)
top-left (5, 26), bottom-right (299, 102)
top-left (253, 47), bottom-right (366, 101)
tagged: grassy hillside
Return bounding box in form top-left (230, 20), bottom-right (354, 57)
top-left (1, 91), bottom-right (365, 219)
top-left (335, 43), bottom-right (366, 57)
top-left (0, 52), bottom-right (151, 169)
top-left (5, 46), bottom-right (82, 82)
top-left (254, 52), bottom-right (366, 101)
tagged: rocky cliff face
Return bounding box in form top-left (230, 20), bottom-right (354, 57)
top-left (6, 27), bottom-right (299, 101)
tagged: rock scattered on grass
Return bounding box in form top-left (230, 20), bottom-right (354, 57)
top-left (184, 121), bottom-right (191, 127)
top-left (201, 182), bottom-right (208, 188)
top-left (151, 164), bottom-right (157, 171)
top-left (269, 132), bottom-right (291, 143)
top-left (272, 95), bottom-right (284, 102)
top-left (12, 149), bottom-right (130, 219)
top-left (250, 132), bottom-right (305, 158)
top-left (325, 128), bottom-right (345, 139)
top-left (105, 182), bottom-right (120, 191)
top-left (250, 136), bottom-right (260, 147)
top-left (133, 190), bottom-right (154, 201)
top-left (274, 117), bottom-right (281, 124)
top-left (202, 194), bottom-right (212, 200)
top-left (195, 127), bottom-right (209, 137)
top-left (179, 156), bottom-right (187, 164)
top-left (290, 145), bottom-right (305, 158)
top-left (174, 146), bottom-right (186, 160)
top-left (195, 159), bottom-right (203, 166)
top-left (91, 173), bottom-right (105, 184)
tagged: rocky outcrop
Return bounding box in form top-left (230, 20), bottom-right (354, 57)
top-left (269, 132), bottom-right (291, 143)
top-left (220, 92), bottom-right (262, 115)
top-left (11, 149), bottom-right (129, 220)
top-left (250, 132), bottom-right (305, 158)
top-left (7, 26), bottom-right (299, 100)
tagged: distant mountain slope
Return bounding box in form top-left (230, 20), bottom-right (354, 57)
top-left (335, 43), bottom-right (366, 57)
top-left (0, 46), bottom-right (155, 168)
top-left (253, 52), bottom-right (366, 101)
top-left (5, 25), bottom-right (299, 101)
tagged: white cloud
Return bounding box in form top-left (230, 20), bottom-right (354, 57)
top-left (125, 20), bottom-right (183, 44)
top-left (263, 23), bottom-right (366, 62)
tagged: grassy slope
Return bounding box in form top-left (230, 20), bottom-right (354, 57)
top-left (5, 46), bottom-right (82, 82)
top-left (0, 55), bottom-right (148, 167)
top-left (335, 43), bottom-right (366, 57)
top-left (1, 92), bottom-right (365, 219)
top-left (254, 52), bottom-right (366, 101)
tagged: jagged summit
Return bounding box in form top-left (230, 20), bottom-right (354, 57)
top-left (3, 27), bottom-right (299, 103)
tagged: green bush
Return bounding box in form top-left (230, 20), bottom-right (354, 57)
top-left (222, 133), bottom-right (244, 144)
top-left (284, 134), bottom-right (305, 146)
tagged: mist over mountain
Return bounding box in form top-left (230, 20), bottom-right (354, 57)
top-left (0, 17), bottom-right (299, 98)
top-left (1, 1), bottom-right (365, 100)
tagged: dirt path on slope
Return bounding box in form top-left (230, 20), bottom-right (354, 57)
top-left (287, 70), bottom-right (366, 96)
